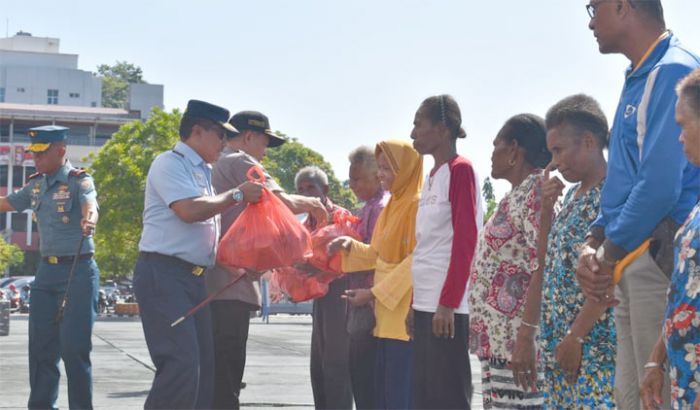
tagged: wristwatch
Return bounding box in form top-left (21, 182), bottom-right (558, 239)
top-left (595, 246), bottom-right (617, 267)
top-left (231, 188), bottom-right (244, 204)
top-left (644, 361), bottom-right (666, 372)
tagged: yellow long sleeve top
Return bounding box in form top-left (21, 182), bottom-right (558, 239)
top-left (342, 240), bottom-right (413, 341)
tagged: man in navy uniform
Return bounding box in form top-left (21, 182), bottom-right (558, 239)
top-left (0, 125), bottom-right (100, 410)
top-left (134, 100), bottom-right (263, 409)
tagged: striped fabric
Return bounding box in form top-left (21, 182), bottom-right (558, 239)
top-left (479, 357), bottom-right (544, 409)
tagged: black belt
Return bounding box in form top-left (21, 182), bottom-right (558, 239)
top-left (139, 252), bottom-right (207, 276)
top-left (43, 253), bottom-right (94, 265)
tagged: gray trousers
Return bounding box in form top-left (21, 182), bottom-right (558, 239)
top-left (614, 250), bottom-right (671, 409)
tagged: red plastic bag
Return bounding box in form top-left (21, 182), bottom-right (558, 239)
top-left (271, 267), bottom-right (332, 302)
top-left (217, 166), bottom-right (312, 271)
top-left (308, 211), bottom-right (362, 273)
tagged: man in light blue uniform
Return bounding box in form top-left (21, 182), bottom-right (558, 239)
top-left (134, 100), bottom-right (262, 409)
top-left (577, 1), bottom-right (700, 407)
top-left (0, 125), bottom-right (100, 410)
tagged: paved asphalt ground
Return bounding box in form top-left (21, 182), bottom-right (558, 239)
top-left (0, 314), bottom-right (484, 409)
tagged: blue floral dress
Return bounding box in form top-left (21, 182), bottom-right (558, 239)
top-left (663, 202), bottom-right (700, 409)
top-left (540, 183), bottom-right (616, 409)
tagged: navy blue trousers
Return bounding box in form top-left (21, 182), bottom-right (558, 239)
top-left (133, 254), bottom-right (214, 409)
top-left (28, 258), bottom-right (99, 410)
top-left (375, 338), bottom-right (414, 409)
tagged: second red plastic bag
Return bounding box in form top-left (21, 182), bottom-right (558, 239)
top-left (308, 211), bottom-right (362, 273)
top-left (217, 166), bottom-right (312, 272)
top-left (270, 267), bottom-right (334, 303)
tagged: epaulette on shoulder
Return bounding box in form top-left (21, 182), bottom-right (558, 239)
top-left (27, 172), bottom-right (42, 181)
top-left (69, 168), bottom-right (89, 177)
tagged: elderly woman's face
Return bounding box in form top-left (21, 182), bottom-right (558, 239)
top-left (546, 124), bottom-right (585, 183)
top-left (296, 178), bottom-right (327, 200)
top-left (490, 127), bottom-right (517, 180)
top-left (676, 96), bottom-right (700, 166)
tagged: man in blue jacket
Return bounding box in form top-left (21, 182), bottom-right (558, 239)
top-left (576, 1), bottom-right (700, 408)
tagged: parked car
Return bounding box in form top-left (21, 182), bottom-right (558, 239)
top-left (0, 276), bottom-right (29, 289)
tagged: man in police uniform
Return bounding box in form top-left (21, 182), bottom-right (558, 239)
top-left (134, 100), bottom-right (263, 409)
top-left (0, 125), bottom-right (100, 410)
top-left (205, 111), bottom-right (327, 409)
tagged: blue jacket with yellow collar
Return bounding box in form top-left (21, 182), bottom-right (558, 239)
top-left (592, 33), bottom-right (700, 261)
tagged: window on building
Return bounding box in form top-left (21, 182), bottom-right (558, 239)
top-left (0, 165), bottom-right (8, 189)
top-left (17, 87), bottom-right (25, 93)
top-left (12, 166), bottom-right (25, 187)
top-left (69, 92), bottom-right (80, 98)
top-left (0, 87), bottom-right (5, 102)
top-left (47, 89), bottom-right (59, 105)
top-left (91, 102), bottom-right (97, 107)
top-left (12, 212), bottom-right (27, 232)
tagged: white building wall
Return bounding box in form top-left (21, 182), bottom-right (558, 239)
top-left (0, 49), bottom-right (78, 69)
top-left (0, 34), bottom-right (60, 53)
top-left (0, 66), bottom-right (101, 107)
top-left (128, 83), bottom-right (164, 119)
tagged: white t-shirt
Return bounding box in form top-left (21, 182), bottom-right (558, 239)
top-left (411, 156), bottom-right (483, 314)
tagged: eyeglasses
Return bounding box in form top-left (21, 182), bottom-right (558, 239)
top-left (587, 0), bottom-right (635, 19)
top-left (586, 1), bottom-right (607, 18)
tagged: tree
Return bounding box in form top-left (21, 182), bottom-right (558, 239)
top-left (88, 108), bottom-right (181, 279)
top-left (482, 177), bottom-right (498, 222)
top-left (0, 237), bottom-right (24, 273)
top-left (96, 61), bottom-right (146, 109)
top-left (262, 136), bottom-right (358, 211)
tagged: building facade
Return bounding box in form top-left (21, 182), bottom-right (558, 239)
top-left (0, 31), bottom-right (163, 275)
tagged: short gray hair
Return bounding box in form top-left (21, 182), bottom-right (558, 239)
top-left (348, 145), bottom-right (378, 173)
top-left (295, 165), bottom-right (329, 188)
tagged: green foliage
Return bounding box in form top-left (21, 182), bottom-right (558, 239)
top-left (88, 108), bottom-right (181, 279)
top-left (0, 237), bottom-right (24, 272)
top-left (262, 136), bottom-right (358, 211)
top-left (97, 61), bottom-right (146, 109)
top-left (482, 176), bottom-right (498, 222)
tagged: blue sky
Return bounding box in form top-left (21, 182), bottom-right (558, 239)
top-left (3, 0), bottom-right (700, 198)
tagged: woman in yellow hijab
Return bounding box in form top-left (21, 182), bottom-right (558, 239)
top-left (328, 139), bottom-right (423, 409)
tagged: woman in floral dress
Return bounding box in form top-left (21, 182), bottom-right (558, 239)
top-left (511, 94), bottom-right (615, 409)
top-left (641, 68), bottom-right (700, 410)
top-left (468, 113), bottom-right (551, 409)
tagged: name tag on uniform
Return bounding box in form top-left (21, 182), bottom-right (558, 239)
top-left (53, 184), bottom-right (71, 200)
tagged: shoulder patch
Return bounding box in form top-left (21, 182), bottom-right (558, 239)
top-left (80, 178), bottom-right (93, 190)
top-left (69, 168), bottom-right (89, 178)
top-left (27, 172), bottom-right (42, 181)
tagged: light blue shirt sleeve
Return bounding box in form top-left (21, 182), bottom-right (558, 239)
top-left (149, 153), bottom-right (202, 207)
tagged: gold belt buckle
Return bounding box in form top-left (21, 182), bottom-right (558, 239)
top-left (192, 266), bottom-right (205, 276)
top-left (48, 256), bottom-right (58, 264)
